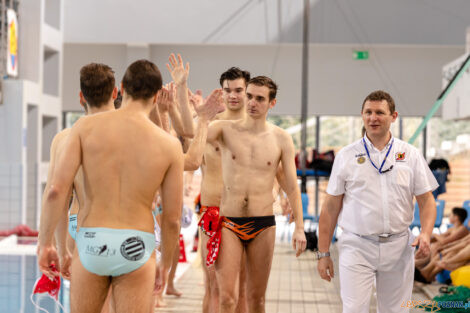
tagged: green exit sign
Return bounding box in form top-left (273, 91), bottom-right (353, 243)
top-left (353, 50), bottom-right (369, 60)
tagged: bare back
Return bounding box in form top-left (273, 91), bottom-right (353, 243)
top-left (216, 120), bottom-right (283, 217)
top-left (76, 109), bottom-right (180, 233)
top-left (71, 168), bottom-right (85, 215)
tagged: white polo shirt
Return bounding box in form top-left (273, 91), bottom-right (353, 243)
top-left (326, 134), bottom-right (438, 236)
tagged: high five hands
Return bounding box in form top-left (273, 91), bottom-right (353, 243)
top-left (166, 54), bottom-right (189, 86)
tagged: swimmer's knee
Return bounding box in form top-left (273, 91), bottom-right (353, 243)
top-left (220, 292), bottom-right (238, 310)
top-left (247, 294), bottom-right (265, 310)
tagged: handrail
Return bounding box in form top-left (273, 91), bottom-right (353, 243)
top-left (408, 53), bottom-right (470, 144)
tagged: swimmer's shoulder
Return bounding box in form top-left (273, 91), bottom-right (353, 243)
top-left (49, 128), bottom-right (72, 161)
top-left (269, 123), bottom-right (293, 145)
top-left (151, 125), bottom-right (183, 154)
top-left (51, 128), bottom-right (72, 148)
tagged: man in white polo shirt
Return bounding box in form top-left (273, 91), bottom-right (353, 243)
top-left (317, 90), bottom-right (438, 313)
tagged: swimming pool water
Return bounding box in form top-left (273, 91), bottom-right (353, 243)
top-left (0, 255), bottom-right (69, 313)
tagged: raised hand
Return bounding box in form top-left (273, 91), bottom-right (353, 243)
top-left (166, 53), bottom-right (189, 86)
top-left (194, 89), bottom-right (225, 122)
top-left (157, 86), bottom-right (171, 112)
top-left (188, 89), bottom-right (203, 110)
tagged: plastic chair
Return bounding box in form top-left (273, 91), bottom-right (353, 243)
top-left (410, 199), bottom-right (445, 232)
top-left (434, 199), bottom-right (445, 231)
top-left (463, 200), bottom-right (470, 229)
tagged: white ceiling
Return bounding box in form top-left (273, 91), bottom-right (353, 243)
top-left (64, 0), bottom-right (470, 45)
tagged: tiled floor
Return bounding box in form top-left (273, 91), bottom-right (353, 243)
top-left (156, 240), bottom-right (432, 313)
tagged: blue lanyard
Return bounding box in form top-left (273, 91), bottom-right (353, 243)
top-left (362, 138), bottom-right (394, 174)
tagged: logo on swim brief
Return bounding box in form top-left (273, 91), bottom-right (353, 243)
top-left (120, 236), bottom-right (145, 261)
top-left (84, 232), bottom-right (96, 238)
top-left (396, 152), bottom-right (406, 161)
top-left (86, 244), bottom-right (116, 257)
top-left (357, 156), bottom-right (366, 164)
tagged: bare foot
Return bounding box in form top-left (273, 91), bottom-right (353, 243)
top-left (166, 285), bottom-right (183, 297)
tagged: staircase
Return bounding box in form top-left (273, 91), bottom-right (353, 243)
top-left (439, 152), bottom-right (470, 215)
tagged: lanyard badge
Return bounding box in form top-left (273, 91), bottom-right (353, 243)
top-left (362, 138), bottom-right (394, 174)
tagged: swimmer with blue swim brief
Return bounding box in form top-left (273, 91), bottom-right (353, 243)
top-left (38, 60), bottom-right (184, 313)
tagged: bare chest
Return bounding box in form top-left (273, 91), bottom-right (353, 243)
top-left (222, 130), bottom-right (281, 170)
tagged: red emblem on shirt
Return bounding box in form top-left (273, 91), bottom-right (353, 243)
top-left (396, 152), bottom-right (405, 161)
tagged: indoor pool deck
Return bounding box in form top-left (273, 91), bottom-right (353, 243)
top-left (156, 241), bottom-right (436, 313)
top-left (0, 222), bottom-right (440, 313)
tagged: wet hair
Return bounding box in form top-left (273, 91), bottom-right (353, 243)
top-left (114, 90), bottom-right (122, 109)
top-left (362, 90), bottom-right (395, 114)
top-left (219, 67), bottom-right (251, 87)
top-left (122, 59), bottom-right (162, 100)
top-left (247, 76), bottom-right (278, 101)
top-left (452, 207), bottom-right (468, 224)
top-left (80, 63), bottom-right (115, 108)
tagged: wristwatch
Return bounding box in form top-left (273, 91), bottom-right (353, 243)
top-left (315, 251), bottom-right (330, 260)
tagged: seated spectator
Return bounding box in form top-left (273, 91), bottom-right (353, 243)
top-left (430, 208), bottom-right (468, 253)
top-left (415, 232), bottom-right (470, 283)
top-left (415, 207), bottom-right (468, 268)
top-left (437, 241), bottom-right (470, 272)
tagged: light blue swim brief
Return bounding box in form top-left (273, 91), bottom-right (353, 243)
top-left (68, 214), bottom-right (77, 240)
top-left (76, 227), bottom-right (155, 277)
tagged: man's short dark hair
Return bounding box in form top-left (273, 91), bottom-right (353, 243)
top-left (122, 59), bottom-right (162, 100)
top-left (219, 67), bottom-right (251, 87)
top-left (362, 90), bottom-right (395, 114)
top-left (80, 63), bottom-right (115, 108)
top-left (247, 76), bottom-right (278, 101)
top-left (452, 207), bottom-right (468, 224)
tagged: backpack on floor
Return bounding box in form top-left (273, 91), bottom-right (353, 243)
top-left (304, 231), bottom-right (318, 251)
top-left (423, 285), bottom-right (470, 312)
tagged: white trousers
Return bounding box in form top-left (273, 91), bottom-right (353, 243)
top-left (338, 230), bottom-right (415, 313)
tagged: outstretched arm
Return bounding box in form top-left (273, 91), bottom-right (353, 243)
top-left (167, 53), bottom-right (194, 138)
top-left (156, 89), bottom-right (171, 133)
top-left (149, 91), bottom-right (162, 128)
top-left (38, 122), bottom-right (83, 278)
top-left (184, 89), bottom-right (224, 171)
top-left (166, 83), bottom-right (187, 136)
top-left (279, 132), bottom-right (307, 256)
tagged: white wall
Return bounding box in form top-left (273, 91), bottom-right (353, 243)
top-left (0, 0), bottom-right (64, 229)
top-left (63, 43), bottom-right (463, 116)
